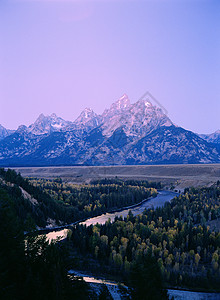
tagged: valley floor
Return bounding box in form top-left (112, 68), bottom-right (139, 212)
top-left (13, 163), bottom-right (220, 190)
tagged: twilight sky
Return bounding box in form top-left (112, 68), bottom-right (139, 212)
top-left (0, 0), bottom-right (219, 134)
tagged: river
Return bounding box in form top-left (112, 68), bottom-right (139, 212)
top-left (68, 270), bottom-right (220, 300)
top-left (45, 190), bottom-right (220, 299)
top-left (46, 190), bottom-right (178, 241)
top-left (80, 190), bottom-right (178, 226)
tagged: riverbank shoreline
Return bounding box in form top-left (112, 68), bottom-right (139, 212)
top-left (34, 190), bottom-right (179, 235)
top-left (38, 189), bottom-right (220, 298)
top-left (68, 267), bottom-right (220, 296)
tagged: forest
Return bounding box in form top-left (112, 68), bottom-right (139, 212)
top-left (0, 169), bottom-right (163, 299)
top-left (0, 182), bottom-right (93, 300)
top-left (29, 177), bottom-right (159, 220)
top-left (1, 168), bottom-right (220, 299)
top-left (69, 185), bottom-right (220, 293)
top-left (0, 168), bottom-right (159, 230)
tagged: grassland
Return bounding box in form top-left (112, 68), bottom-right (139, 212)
top-left (13, 164), bottom-right (220, 191)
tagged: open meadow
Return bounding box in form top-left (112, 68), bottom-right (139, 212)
top-left (13, 163), bottom-right (220, 190)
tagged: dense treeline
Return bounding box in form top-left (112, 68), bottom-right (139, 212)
top-left (90, 178), bottom-right (162, 189)
top-left (0, 186), bottom-right (92, 300)
top-left (0, 169), bottom-right (158, 230)
top-left (29, 177), bottom-right (158, 224)
top-left (69, 186), bottom-right (220, 292)
top-left (0, 168), bottom-right (76, 228)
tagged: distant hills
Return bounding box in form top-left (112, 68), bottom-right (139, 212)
top-left (0, 94), bottom-right (220, 166)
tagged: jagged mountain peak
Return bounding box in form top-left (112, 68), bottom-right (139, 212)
top-left (73, 107), bottom-right (101, 131)
top-left (81, 107), bottom-right (95, 117)
top-left (101, 94), bottom-right (130, 123)
top-left (75, 108), bottom-right (98, 123)
top-left (1, 93), bottom-right (220, 166)
top-left (84, 107), bottom-right (93, 112)
top-left (0, 124), bottom-right (15, 140)
top-left (28, 113), bottom-right (69, 135)
top-left (37, 113), bottom-right (45, 119)
top-left (135, 98), bottom-right (152, 108)
top-left (16, 125), bottom-right (28, 134)
top-left (114, 94), bottom-right (130, 109)
top-left (109, 94), bottom-right (130, 111)
top-left (199, 129), bottom-right (220, 144)
top-left (35, 113), bottom-right (59, 121)
top-left (51, 113), bottom-right (57, 118)
top-left (0, 124), bottom-right (7, 133)
top-left (101, 94), bottom-right (173, 137)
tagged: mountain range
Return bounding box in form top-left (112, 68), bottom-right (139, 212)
top-left (0, 94), bottom-right (220, 166)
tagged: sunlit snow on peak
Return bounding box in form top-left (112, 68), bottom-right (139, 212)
top-left (145, 101), bottom-right (151, 107)
top-left (119, 94), bottom-right (128, 100)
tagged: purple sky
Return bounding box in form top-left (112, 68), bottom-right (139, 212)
top-left (0, 0), bottom-right (219, 134)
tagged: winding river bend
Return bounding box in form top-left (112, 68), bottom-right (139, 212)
top-left (45, 190), bottom-right (220, 299)
top-left (46, 190), bottom-right (178, 241)
top-left (80, 190), bottom-right (178, 226)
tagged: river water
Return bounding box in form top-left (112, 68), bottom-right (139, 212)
top-left (46, 190), bottom-right (220, 300)
top-left (46, 190), bottom-right (178, 241)
top-left (68, 270), bottom-right (220, 300)
top-left (80, 190), bottom-right (178, 226)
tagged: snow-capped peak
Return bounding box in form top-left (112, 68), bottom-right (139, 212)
top-left (74, 108), bottom-right (101, 129)
top-left (111, 94), bottom-right (130, 110)
top-left (144, 100), bottom-right (151, 107)
top-left (75, 108), bottom-right (95, 122)
top-left (101, 94), bottom-right (173, 137)
top-left (84, 108), bottom-right (94, 119)
top-left (135, 98), bottom-right (153, 108)
top-left (28, 113), bottom-right (69, 135)
top-left (119, 93), bottom-right (130, 104)
top-left (101, 94), bottom-right (131, 121)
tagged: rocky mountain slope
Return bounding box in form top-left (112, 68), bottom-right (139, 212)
top-left (199, 130), bottom-right (220, 144)
top-left (0, 124), bottom-right (14, 140)
top-left (0, 95), bottom-right (219, 166)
